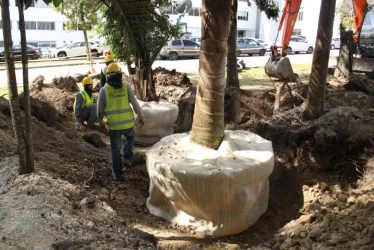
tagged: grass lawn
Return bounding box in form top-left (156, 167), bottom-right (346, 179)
top-left (186, 64), bottom-right (312, 88)
top-left (0, 87), bottom-right (23, 100)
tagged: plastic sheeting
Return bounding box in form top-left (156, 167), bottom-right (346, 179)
top-left (146, 131), bottom-right (274, 237)
top-left (134, 100), bottom-right (178, 146)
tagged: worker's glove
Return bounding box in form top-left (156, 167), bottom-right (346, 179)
top-left (75, 121), bottom-right (84, 131)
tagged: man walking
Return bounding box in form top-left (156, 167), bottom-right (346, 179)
top-left (97, 63), bottom-right (144, 180)
top-left (74, 77), bottom-right (97, 129)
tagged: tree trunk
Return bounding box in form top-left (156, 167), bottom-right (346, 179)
top-left (1, 0), bottom-right (27, 173)
top-left (134, 56), bottom-right (158, 102)
top-left (126, 57), bottom-right (135, 75)
top-left (334, 24), bottom-right (353, 78)
top-left (226, 0), bottom-right (240, 88)
top-left (190, 0), bottom-right (231, 149)
top-left (83, 29), bottom-right (90, 61)
top-left (303, 0), bottom-right (336, 120)
top-left (17, 0), bottom-right (34, 174)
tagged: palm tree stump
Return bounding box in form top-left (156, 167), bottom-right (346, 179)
top-left (146, 131), bottom-right (274, 237)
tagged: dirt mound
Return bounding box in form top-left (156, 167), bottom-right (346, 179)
top-left (0, 159), bottom-right (157, 250)
top-left (29, 85), bottom-right (76, 121)
top-left (344, 74), bottom-right (373, 94)
top-left (52, 76), bottom-right (78, 92)
top-left (153, 67), bottom-right (192, 87)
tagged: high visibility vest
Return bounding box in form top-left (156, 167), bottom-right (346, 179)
top-left (104, 83), bottom-right (135, 130)
top-left (73, 90), bottom-right (94, 113)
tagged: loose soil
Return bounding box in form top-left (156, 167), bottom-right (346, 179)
top-left (0, 71), bottom-right (373, 250)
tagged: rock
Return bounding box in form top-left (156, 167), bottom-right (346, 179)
top-left (347, 196), bottom-right (357, 204)
top-left (87, 221), bottom-right (95, 229)
top-left (308, 228), bottom-right (323, 240)
top-left (32, 75), bottom-right (45, 91)
top-left (297, 214), bottom-right (315, 225)
top-left (50, 213), bottom-right (61, 221)
top-left (82, 133), bottom-right (105, 148)
top-left (338, 194), bottom-right (348, 203)
top-left (302, 185), bottom-right (309, 191)
top-left (327, 233), bottom-right (346, 246)
top-left (358, 237), bottom-right (372, 246)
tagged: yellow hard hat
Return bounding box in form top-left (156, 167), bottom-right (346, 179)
top-left (106, 63), bottom-right (121, 74)
top-left (82, 77), bottom-right (93, 85)
top-left (104, 54), bottom-right (113, 63)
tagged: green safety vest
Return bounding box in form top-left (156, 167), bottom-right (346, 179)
top-left (104, 83), bottom-right (135, 130)
top-left (73, 90), bottom-right (94, 113)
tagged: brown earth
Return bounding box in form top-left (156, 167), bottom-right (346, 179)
top-left (0, 72), bottom-right (373, 250)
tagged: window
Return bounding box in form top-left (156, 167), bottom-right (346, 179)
top-left (237, 39), bottom-right (245, 44)
top-left (292, 29), bottom-right (302, 36)
top-left (238, 11), bottom-right (248, 21)
top-left (188, 7), bottom-right (200, 16)
top-left (37, 22), bottom-right (55, 30)
top-left (38, 41), bottom-right (56, 47)
top-left (172, 40), bottom-right (182, 46)
top-left (183, 40), bottom-right (198, 47)
top-left (25, 22), bottom-right (37, 30)
top-left (26, 42), bottom-right (38, 47)
top-left (298, 12), bottom-right (304, 21)
top-left (247, 40), bottom-right (258, 46)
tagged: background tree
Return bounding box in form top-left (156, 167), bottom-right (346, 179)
top-left (56, 0), bottom-right (98, 60)
top-left (336, 0), bottom-right (354, 30)
top-left (226, 0), bottom-right (278, 89)
top-left (98, 0), bottom-right (180, 101)
top-left (304, 0), bottom-right (337, 119)
top-left (226, 0), bottom-right (240, 88)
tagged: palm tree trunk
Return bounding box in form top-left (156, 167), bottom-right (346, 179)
top-left (334, 23), bottom-right (353, 78)
top-left (190, 0), bottom-right (232, 149)
top-left (304, 0), bottom-right (336, 120)
top-left (226, 0), bottom-right (239, 88)
top-left (17, 0), bottom-right (34, 174)
top-left (1, 0), bottom-right (27, 173)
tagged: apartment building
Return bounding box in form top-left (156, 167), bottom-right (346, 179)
top-left (0, 0), bottom-right (84, 48)
top-left (166, 0), bottom-right (260, 39)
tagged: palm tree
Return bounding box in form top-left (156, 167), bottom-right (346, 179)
top-left (304, 0), bottom-right (336, 119)
top-left (226, 0), bottom-right (240, 88)
top-left (189, 0), bottom-right (232, 149)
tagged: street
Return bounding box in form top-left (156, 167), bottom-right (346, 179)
top-left (0, 50), bottom-right (339, 88)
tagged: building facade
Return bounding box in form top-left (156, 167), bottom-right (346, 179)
top-left (0, 0), bottom-right (84, 48)
top-left (0, 0), bottom-right (341, 49)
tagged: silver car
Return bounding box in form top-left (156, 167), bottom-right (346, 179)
top-left (237, 38), bottom-right (267, 56)
top-left (159, 39), bottom-right (200, 60)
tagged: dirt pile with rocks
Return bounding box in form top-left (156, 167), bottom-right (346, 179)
top-left (0, 69), bottom-right (374, 249)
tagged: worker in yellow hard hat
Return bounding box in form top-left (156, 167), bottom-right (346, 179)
top-left (73, 76), bottom-right (97, 130)
top-left (100, 54), bottom-right (114, 88)
top-left (97, 63), bottom-right (144, 180)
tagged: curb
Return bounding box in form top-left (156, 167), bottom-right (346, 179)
top-left (0, 61), bottom-right (107, 71)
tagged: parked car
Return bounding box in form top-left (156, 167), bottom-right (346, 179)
top-left (286, 37), bottom-right (314, 54)
top-left (292, 35), bottom-right (308, 42)
top-left (159, 39), bottom-right (200, 60)
top-left (331, 37), bottom-right (340, 50)
top-left (52, 41), bottom-right (103, 58)
top-left (40, 47), bottom-right (53, 58)
top-left (236, 38), bottom-right (267, 56)
top-left (190, 37), bottom-right (201, 45)
top-left (0, 44), bottom-right (41, 62)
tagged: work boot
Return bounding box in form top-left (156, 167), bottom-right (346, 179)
top-left (123, 159), bottom-right (132, 169)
